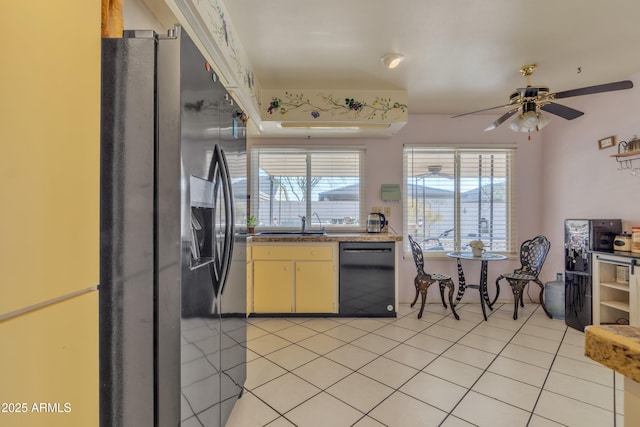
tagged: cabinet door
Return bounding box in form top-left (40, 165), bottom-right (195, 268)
top-left (1, 2), bottom-right (100, 315)
top-left (246, 248), bottom-right (253, 316)
top-left (253, 261), bottom-right (293, 312)
top-left (295, 261), bottom-right (335, 313)
top-left (0, 291), bottom-right (98, 427)
top-left (631, 270), bottom-right (639, 326)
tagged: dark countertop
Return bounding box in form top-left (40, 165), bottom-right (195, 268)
top-left (591, 250), bottom-right (640, 260)
top-left (247, 232), bottom-right (403, 243)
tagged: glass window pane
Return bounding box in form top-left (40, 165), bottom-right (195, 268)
top-left (311, 151), bottom-right (361, 227)
top-left (404, 147), bottom-right (515, 253)
top-left (251, 148), bottom-right (364, 229)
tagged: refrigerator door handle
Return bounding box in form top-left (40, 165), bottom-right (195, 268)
top-left (208, 144), bottom-right (234, 297)
top-left (218, 145), bottom-right (235, 296)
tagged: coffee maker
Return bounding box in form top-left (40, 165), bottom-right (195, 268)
top-left (367, 212), bottom-right (386, 233)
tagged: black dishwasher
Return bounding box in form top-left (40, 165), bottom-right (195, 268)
top-left (339, 242), bottom-right (396, 317)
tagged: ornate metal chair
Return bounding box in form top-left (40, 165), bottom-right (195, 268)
top-left (408, 235), bottom-right (459, 320)
top-left (494, 235), bottom-right (553, 320)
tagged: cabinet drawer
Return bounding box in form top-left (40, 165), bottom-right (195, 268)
top-left (252, 245), bottom-right (333, 261)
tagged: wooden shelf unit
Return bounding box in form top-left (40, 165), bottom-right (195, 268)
top-left (593, 253), bottom-right (639, 326)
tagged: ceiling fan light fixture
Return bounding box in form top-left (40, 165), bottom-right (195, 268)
top-left (508, 110), bottom-right (550, 133)
top-left (381, 53), bottom-right (405, 69)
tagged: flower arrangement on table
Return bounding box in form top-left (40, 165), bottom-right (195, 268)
top-left (469, 240), bottom-right (484, 249)
top-left (469, 240), bottom-right (486, 256)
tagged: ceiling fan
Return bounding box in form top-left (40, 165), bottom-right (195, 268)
top-left (417, 165), bottom-right (454, 179)
top-left (453, 64), bottom-right (633, 136)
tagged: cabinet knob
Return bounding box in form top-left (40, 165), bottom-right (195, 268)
top-left (311, 251), bottom-right (316, 255)
top-left (284, 265), bottom-right (289, 271)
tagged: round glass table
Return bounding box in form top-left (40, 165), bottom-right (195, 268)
top-left (446, 251), bottom-right (508, 320)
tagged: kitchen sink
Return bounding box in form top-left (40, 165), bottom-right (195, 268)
top-left (255, 231), bottom-right (327, 236)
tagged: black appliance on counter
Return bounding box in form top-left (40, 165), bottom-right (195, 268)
top-left (564, 219), bottom-right (622, 331)
top-left (100, 27), bottom-right (247, 427)
top-left (339, 242), bottom-right (396, 316)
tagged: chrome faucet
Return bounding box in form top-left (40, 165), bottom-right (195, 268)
top-left (312, 212), bottom-right (324, 230)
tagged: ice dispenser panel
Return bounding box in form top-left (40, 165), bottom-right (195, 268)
top-left (190, 175), bottom-right (215, 268)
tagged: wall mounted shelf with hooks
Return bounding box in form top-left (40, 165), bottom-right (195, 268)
top-left (611, 138), bottom-right (640, 170)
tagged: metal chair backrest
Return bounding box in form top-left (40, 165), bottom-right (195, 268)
top-left (514, 235), bottom-right (550, 277)
top-left (408, 235), bottom-right (425, 274)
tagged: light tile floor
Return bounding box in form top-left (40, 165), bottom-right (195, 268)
top-left (226, 302), bottom-right (624, 427)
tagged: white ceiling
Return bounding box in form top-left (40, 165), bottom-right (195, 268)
top-left (224, 0), bottom-right (640, 127)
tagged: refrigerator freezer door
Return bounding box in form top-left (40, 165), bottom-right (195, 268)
top-left (101, 26), bottom-right (245, 427)
top-left (178, 28), bottom-right (245, 427)
top-left (216, 52), bottom-right (247, 426)
top-left (178, 29), bottom-right (223, 427)
top-left (100, 33), bottom-right (158, 426)
top-left (156, 29), bottom-right (183, 427)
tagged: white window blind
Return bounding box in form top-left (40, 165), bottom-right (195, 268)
top-left (403, 146), bottom-right (516, 253)
top-left (250, 147), bottom-right (365, 229)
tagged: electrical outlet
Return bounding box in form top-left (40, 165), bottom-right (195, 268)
top-left (384, 207), bottom-right (391, 217)
top-left (371, 206), bottom-right (382, 213)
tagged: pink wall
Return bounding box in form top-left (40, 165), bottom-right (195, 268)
top-left (250, 73), bottom-right (640, 305)
top-left (129, 0), bottom-right (640, 307)
top-left (249, 114), bottom-right (546, 304)
top-left (377, 115), bottom-right (544, 303)
top-left (541, 72), bottom-right (640, 280)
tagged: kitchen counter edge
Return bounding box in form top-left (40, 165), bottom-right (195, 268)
top-left (247, 233), bottom-right (403, 243)
top-left (585, 325), bottom-right (640, 382)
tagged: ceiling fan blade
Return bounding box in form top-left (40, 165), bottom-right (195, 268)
top-left (540, 102), bottom-right (584, 120)
top-left (553, 80), bottom-right (633, 99)
top-left (452, 102), bottom-right (515, 118)
top-left (483, 108), bottom-right (519, 131)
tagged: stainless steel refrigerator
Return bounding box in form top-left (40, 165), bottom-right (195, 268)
top-left (564, 219), bottom-right (621, 331)
top-left (100, 26), bottom-right (247, 426)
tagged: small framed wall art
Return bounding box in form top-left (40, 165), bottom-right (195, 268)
top-left (598, 135), bottom-right (615, 150)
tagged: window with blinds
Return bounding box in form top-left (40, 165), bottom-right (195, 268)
top-left (403, 146), bottom-right (516, 253)
top-left (250, 147), bottom-right (365, 229)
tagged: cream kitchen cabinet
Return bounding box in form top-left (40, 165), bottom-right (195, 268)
top-left (253, 260), bottom-right (295, 312)
top-left (0, 291), bottom-right (99, 427)
top-left (593, 252), bottom-right (640, 326)
top-left (250, 243), bottom-right (337, 313)
top-left (1, 3), bottom-right (100, 425)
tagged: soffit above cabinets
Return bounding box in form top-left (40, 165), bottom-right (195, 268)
top-left (164, 0), bottom-right (640, 138)
top-left (259, 89), bottom-right (408, 138)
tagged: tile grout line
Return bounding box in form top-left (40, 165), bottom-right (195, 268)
top-left (525, 318), bottom-right (573, 427)
top-left (247, 308), bottom-right (459, 425)
top-left (256, 305), bottom-right (527, 425)
top-left (244, 315), bottom-right (414, 424)
top-left (437, 303), bottom-right (538, 426)
top-left (241, 304), bottom-right (615, 426)
top-left (318, 304), bottom-right (511, 425)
